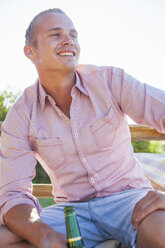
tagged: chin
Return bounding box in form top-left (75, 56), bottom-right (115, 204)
top-left (62, 62), bottom-right (78, 71)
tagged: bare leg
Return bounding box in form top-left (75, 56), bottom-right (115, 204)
top-left (137, 210), bottom-right (165, 248)
top-left (0, 225), bottom-right (35, 248)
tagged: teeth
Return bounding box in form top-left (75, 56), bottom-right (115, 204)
top-left (59, 52), bottom-right (74, 56)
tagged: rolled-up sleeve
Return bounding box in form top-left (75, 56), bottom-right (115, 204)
top-left (110, 67), bottom-right (165, 133)
top-left (0, 105), bottom-right (42, 225)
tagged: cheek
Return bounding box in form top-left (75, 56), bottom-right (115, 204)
top-left (36, 50), bottom-right (50, 67)
top-left (39, 46), bottom-right (54, 61)
top-left (38, 58), bottom-right (44, 64)
top-left (76, 42), bottom-right (81, 53)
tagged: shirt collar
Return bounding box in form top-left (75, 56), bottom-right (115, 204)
top-left (38, 71), bottom-right (88, 111)
top-left (38, 80), bottom-right (49, 111)
top-left (74, 72), bottom-right (88, 96)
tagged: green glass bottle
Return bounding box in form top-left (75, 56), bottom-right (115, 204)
top-left (64, 206), bottom-right (85, 248)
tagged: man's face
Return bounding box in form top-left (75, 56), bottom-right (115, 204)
top-left (29, 13), bottom-right (80, 73)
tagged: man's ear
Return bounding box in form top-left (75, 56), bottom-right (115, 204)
top-left (24, 45), bottom-right (35, 60)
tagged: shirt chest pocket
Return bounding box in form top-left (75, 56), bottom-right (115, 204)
top-left (33, 137), bottom-right (67, 169)
top-left (90, 106), bottom-right (120, 150)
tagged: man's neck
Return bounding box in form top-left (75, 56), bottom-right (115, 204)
top-left (39, 70), bottom-right (76, 97)
top-left (39, 70), bottom-right (76, 118)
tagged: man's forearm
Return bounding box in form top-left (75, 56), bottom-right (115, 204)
top-left (4, 203), bottom-right (55, 247)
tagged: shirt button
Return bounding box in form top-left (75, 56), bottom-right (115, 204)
top-left (95, 192), bottom-right (101, 197)
top-left (82, 157), bottom-right (87, 163)
top-left (75, 133), bottom-right (78, 138)
top-left (90, 177), bottom-right (95, 183)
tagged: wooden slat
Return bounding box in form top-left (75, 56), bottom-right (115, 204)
top-left (130, 125), bottom-right (165, 141)
top-left (33, 184), bottom-right (53, 198)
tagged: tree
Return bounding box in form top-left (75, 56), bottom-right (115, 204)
top-left (0, 89), bottom-right (21, 121)
top-left (132, 140), bottom-right (164, 153)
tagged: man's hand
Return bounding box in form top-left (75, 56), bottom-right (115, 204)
top-left (39, 230), bottom-right (67, 248)
top-left (132, 190), bottom-right (165, 231)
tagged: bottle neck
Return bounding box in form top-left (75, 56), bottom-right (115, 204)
top-left (65, 207), bottom-right (85, 248)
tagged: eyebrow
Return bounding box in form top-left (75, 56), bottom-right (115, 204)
top-left (47, 27), bottom-right (78, 34)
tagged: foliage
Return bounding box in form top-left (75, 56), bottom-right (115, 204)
top-left (32, 162), bottom-right (51, 184)
top-left (132, 140), bottom-right (164, 154)
top-left (0, 89), bottom-right (21, 121)
top-left (38, 198), bottom-right (55, 207)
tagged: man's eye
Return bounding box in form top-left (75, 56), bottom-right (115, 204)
top-left (51, 33), bottom-right (59, 37)
top-left (71, 34), bottom-right (77, 38)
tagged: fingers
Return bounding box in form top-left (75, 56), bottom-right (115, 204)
top-left (132, 190), bottom-right (165, 231)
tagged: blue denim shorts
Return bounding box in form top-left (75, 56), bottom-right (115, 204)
top-left (40, 188), bottom-right (150, 248)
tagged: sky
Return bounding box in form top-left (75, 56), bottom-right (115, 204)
top-left (0, 0), bottom-right (165, 95)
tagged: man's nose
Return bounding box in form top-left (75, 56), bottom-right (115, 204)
top-left (61, 35), bottom-right (74, 46)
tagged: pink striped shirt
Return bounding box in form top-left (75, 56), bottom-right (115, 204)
top-left (1, 64), bottom-right (165, 225)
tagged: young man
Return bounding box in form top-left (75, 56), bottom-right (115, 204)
top-left (0, 8), bottom-right (165, 248)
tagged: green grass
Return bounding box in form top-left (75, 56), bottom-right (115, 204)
top-left (38, 198), bottom-right (55, 208)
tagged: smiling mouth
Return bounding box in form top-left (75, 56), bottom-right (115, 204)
top-left (58, 52), bottom-right (75, 56)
